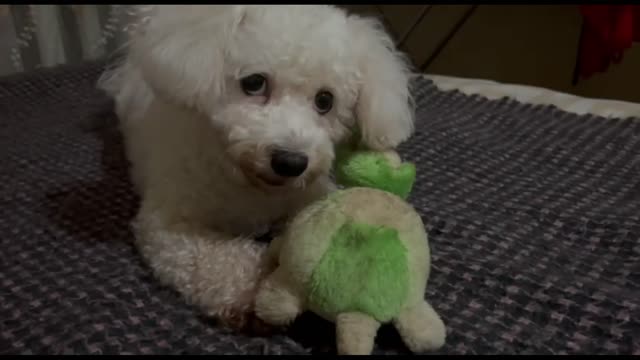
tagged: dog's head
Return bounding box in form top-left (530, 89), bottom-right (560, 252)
top-left (130, 5), bottom-right (414, 190)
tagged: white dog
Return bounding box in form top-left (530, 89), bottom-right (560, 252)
top-left (99, 5), bottom-right (415, 332)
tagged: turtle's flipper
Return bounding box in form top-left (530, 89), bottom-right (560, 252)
top-left (255, 268), bottom-right (303, 327)
top-left (393, 300), bottom-right (446, 353)
top-left (336, 312), bottom-right (380, 355)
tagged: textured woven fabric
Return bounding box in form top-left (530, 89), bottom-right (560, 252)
top-left (1, 62), bottom-right (639, 355)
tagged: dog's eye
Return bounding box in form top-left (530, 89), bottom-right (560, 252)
top-left (240, 74), bottom-right (267, 96)
top-left (314, 91), bottom-right (333, 114)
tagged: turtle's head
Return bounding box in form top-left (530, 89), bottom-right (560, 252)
top-left (333, 143), bottom-right (416, 199)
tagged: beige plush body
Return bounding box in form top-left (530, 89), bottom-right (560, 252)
top-left (256, 188), bottom-right (446, 355)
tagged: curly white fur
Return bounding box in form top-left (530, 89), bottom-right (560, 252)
top-left (98, 5), bottom-right (415, 330)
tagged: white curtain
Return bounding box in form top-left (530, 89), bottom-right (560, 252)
top-left (0, 5), bottom-right (141, 76)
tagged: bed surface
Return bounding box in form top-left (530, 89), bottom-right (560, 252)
top-left (1, 63), bottom-right (638, 355)
top-left (424, 74), bottom-right (640, 118)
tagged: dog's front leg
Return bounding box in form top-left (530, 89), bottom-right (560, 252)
top-left (132, 208), bottom-right (276, 333)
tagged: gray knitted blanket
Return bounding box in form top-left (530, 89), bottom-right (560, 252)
top-left (0, 62), bottom-right (638, 355)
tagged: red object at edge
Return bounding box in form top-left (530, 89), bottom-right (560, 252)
top-left (577, 5), bottom-right (640, 80)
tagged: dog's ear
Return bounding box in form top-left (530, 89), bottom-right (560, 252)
top-left (129, 5), bottom-right (246, 112)
top-left (347, 15), bottom-right (415, 150)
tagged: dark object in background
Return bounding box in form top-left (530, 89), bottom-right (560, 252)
top-left (574, 5), bottom-right (640, 83)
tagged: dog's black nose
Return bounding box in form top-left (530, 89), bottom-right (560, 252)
top-left (270, 149), bottom-right (308, 177)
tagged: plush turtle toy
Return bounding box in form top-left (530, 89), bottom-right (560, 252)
top-left (255, 146), bottom-right (446, 355)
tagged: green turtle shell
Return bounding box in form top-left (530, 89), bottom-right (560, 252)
top-left (277, 187), bottom-right (430, 322)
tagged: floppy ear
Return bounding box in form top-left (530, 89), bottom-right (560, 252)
top-left (128, 5), bottom-right (246, 112)
top-left (347, 15), bottom-right (415, 150)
